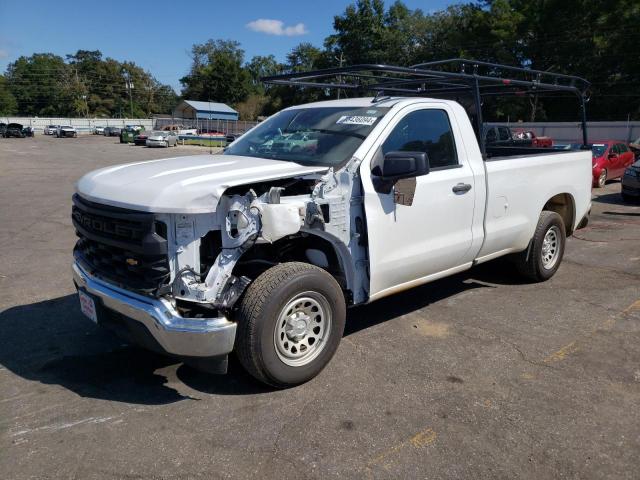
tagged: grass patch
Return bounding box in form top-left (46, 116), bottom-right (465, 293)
top-left (181, 139), bottom-right (226, 147)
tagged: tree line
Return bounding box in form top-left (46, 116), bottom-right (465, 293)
top-left (1, 0), bottom-right (638, 121)
top-left (0, 50), bottom-right (178, 118)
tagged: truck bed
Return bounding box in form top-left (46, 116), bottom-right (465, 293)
top-left (477, 149), bottom-right (592, 260)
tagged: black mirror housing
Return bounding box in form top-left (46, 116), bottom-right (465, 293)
top-left (372, 151), bottom-right (429, 193)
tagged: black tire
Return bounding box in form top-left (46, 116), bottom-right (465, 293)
top-left (235, 262), bottom-right (346, 388)
top-left (514, 211), bottom-right (566, 282)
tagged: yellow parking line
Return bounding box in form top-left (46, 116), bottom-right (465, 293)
top-left (366, 426), bottom-right (437, 474)
top-left (543, 298), bottom-right (640, 364)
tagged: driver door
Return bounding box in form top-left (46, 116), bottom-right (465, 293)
top-left (361, 105), bottom-right (479, 300)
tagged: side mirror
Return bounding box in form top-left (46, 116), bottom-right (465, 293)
top-left (372, 151), bottom-right (429, 194)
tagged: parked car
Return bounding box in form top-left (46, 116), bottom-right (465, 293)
top-left (44, 125), bottom-right (58, 135)
top-left (146, 130), bottom-right (178, 147)
top-left (72, 91), bottom-right (591, 387)
top-left (483, 125), bottom-right (516, 147)
top-left (94, 126), bottom-right (105, 135)
top-left (162, 124), bottom-right (197, 136)
top-left (629, 137), bottom-right (640, 160)
top-left (133, 132), bottom-right (150, 146)
top-left (512, 129), bottom-right (553, 148)
top-left (22, 126), bottom-right (35, 137)
top-left (0, 123), bottom-right (6, 137)
top-left (225, 133), bottom-right (237, 144)
top-left (120, 126), bottom-right (144, 144)
top-left (591, 141), bottom-right (635, 188)
top-left (103, 126), bottom-right (121, 137)
top-left (4, 123), bottom-right (26, 138)
top-left (198, 128), bottom-right (226, 136)
top-left (55, 125), bottom-right (77, 138)
top-left (621, 159), bottom-right (640, 202)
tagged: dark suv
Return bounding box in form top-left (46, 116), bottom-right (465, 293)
top-left (4, 123), bottom-right (26, 138)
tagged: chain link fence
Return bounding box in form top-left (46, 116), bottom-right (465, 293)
top-left (152, 117), bottom-right (260, 135)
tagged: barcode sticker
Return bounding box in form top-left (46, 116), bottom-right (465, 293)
top-left (336, 115), bottom-right (378, 126)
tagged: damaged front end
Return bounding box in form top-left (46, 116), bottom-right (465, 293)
top-left (166, 161), bottom-right (370, 318)
top-left (169, 185), bottom-right (307, 311)
top-left (72, 159), bottom-right (369, 373)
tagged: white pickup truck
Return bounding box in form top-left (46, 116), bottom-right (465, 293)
top-left (72, 96), bottom-right (591, 387)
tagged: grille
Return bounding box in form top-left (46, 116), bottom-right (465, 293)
top-left (72, 194), bottom-right (169, 293)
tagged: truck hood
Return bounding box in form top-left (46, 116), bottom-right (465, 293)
top-left (76, 154), bottom-right (328, 213)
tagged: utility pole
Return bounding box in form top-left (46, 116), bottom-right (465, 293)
top-left (124, 71), bottom-right (134, 119)
top-left (335, 52), bottom-right (344, 100)
top-left (208, 99), bottom-right (213, 155)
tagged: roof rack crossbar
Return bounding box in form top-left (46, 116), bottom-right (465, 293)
top-left (262, 63), bottom-right (589, 97)
top-left (261, 59), bottom-right (590, 148)
top-left (410, 58), bottom-right (589, 88)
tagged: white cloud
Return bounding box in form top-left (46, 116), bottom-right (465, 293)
top-left (0, 49), bottom-right (8, 59)
top-left (246, 19), bottom-right (308, 36)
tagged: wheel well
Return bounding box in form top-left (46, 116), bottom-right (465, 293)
top-left (232, 234), bottom-right (351, 299)
top-left (543, 193), bottom-right (575, 235)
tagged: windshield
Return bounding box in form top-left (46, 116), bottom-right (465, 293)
top-left (224, 106), bottom-right (390, 166)
top-left (592, 144), bottom-right (607, 157)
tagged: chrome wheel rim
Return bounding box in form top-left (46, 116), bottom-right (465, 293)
top-left (598, 170), bottom-right (606, 187)
top-left (274, 292), bottom-right (332, 367)
top-left (541, 225), bottom-right (561, 270)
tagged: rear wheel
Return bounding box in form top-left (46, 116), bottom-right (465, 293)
top-left (235, 262), bottom-right (346, 388)
top-left (596, 169), bottom-right (607, 188)
top-left (514, 211), bottom-right (566, 282)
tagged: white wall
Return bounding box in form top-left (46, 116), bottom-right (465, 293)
top-left (0, 117), bottom-right (154, 133)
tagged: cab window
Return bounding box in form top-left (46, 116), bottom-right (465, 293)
top-left (382, 109), bottom-right (458, 169)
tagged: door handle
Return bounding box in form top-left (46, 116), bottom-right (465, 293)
top-left (452, 183), bottom-right (472, 194)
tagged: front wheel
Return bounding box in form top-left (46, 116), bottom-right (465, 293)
top-left (235, 262), bottom-right (346, 388)
top-left (514, 211), bottom-right (566, 282)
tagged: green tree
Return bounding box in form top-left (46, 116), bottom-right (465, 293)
top-left (328, 0), bottom-right (388, 64)
top-left (66, 50), bottom-right (178, 117)
top-left (5, 53), bottom-right (69, 115)
top-left (180, 39), bottom-right (252, 105)
top-left (246, 55), bottom-right (281, 93)
top-left (0, 75), bottom-right (18, 115)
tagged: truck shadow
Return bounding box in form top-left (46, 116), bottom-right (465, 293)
top-left (0, 260), bottom-right (519, 401)
top-left (0, 295), bottom-right (268, 404)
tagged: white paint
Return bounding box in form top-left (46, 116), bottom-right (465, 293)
top-left (11, 416), bottom-right (116, 437)
top-left (76, 154), bottom-right (328, 213)
top-left (357, 98), bottom-right (591, 299)
top-left (258, 203), bottom-right (302, 243)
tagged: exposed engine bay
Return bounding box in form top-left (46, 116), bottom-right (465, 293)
top-left (162, 162), bottom-right (369, 317)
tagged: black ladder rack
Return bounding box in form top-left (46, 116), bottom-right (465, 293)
top-left (261, 58), bottom-right (590, 151)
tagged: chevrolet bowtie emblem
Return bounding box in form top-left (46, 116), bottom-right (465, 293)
top-left (125, 258), bottom-right (138, 266)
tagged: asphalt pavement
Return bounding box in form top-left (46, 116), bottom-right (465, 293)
top-left (1, 135), bottom-right (639, 479)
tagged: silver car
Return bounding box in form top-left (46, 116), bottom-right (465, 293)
top-left (146, 130), bottom-right (178, 147)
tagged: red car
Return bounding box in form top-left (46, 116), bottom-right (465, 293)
top-left (591, 140), bottom-right (636, 188)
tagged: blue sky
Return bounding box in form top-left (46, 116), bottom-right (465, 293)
top-left (0, 0), bottom-right (455, 92)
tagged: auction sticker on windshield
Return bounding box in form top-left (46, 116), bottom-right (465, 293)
top-left (78, 290), bottom-right (98, 323)
top-left (336, 115), bottom-right (378, 126)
